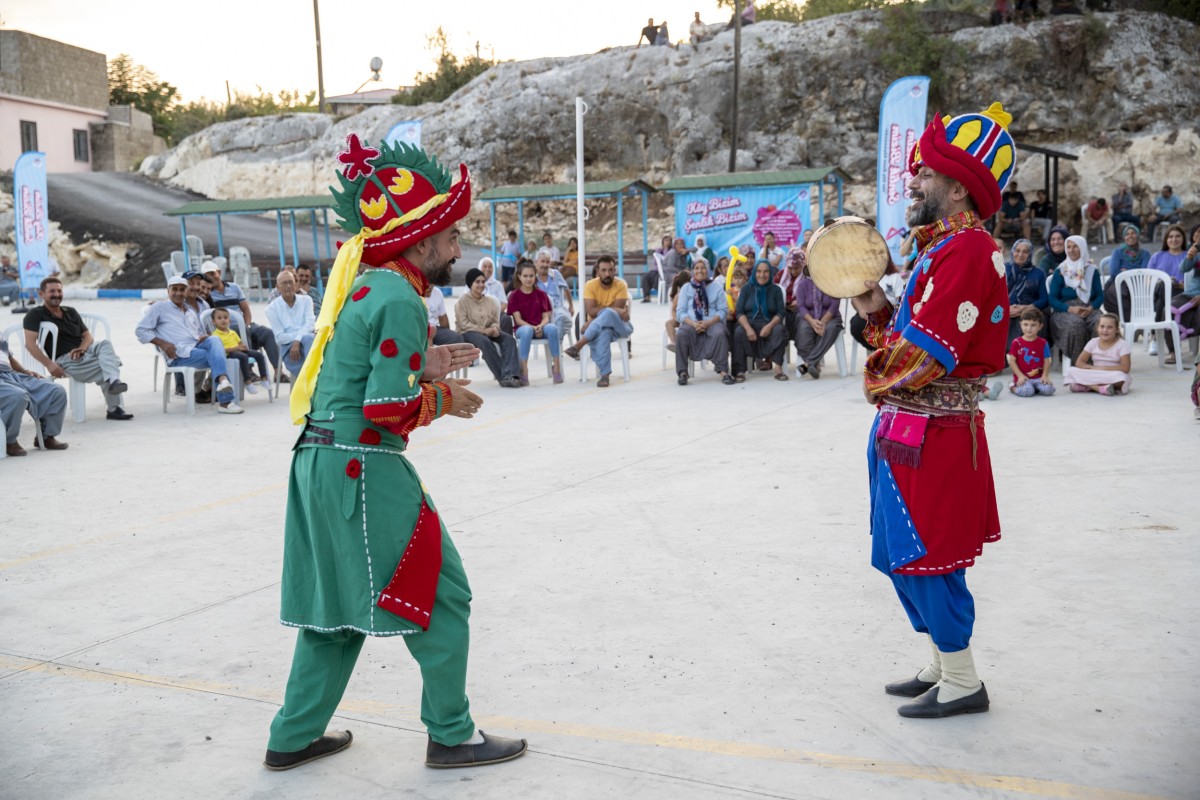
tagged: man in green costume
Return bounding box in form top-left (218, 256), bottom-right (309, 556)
top-left (263, 134), bottom-right (528, 771)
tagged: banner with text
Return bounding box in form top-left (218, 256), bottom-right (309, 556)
top-left (875, 76), bottom-right (929, 264)
top-left (13, 150), bottom-right (51, 293)
top-left (673, 186), bottom-right (814, 263)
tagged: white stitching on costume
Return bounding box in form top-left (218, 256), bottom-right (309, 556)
top-left (279, 619), bottom-right (416, 636)
top-left (366, 395), bottom-right (420, 403)
top-left (361, 456), bottom-right (374, 630)
top-left (911, 321), bottom-right (959, 359)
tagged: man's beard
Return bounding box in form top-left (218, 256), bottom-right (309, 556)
top-left (600, 276), bottom-right (613, 286)
top-left (905, 189), bottom-right (946, 228)
top-left (423, 247), bottom-right (455, 286)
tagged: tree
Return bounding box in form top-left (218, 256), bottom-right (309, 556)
top-left (392, 27), bottom-right (496, 107)
top-left (108, 54), bottom-right (179, 139)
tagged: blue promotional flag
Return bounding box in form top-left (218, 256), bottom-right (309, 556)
top-left (875, 77), bottom-right (930, 264)
top-left (384, 120), bottom-right (422, 149)
top-left (13, 150), bottom-right (51, 295)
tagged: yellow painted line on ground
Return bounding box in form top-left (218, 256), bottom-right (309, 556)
top-left (0, 655), bottom-right (1163, 800)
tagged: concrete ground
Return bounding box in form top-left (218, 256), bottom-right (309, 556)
top-left (1, 296), bottom-right (1196, 800)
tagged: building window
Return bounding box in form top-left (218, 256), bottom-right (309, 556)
top-left (73, 129), bottom-right (90, 162)
top-left (20, 120), bottom-right (38, 153)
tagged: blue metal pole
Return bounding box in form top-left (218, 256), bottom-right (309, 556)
top-left (641, 190), bottom-right (649, 255)
top-left (215, 215), bottom-right (225, 258)
top-left (517, 201), bottom-right (525, 254)
top-left (289, 211), bottom-right (300, 266)
top-left (310, 210), bottom-right (320, 268)
top-left (616, 192), bottom-right (625, 280)
top-left (489, 202), bottom-right (498, 264)
top-left (180, 218), bottom-right (190, 266)
top-left (323, 209), bottom-right (332, 260)
top-left (276, 211), bottom-right (286, 267)
top-left (818, 184), bottom-right (825, 229)
top-left (837, 178), bottom-right (844, 216)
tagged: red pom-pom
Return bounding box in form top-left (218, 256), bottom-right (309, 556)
top-left (352, 286), bottom-right (371, 302)
top-left (359, 428), bottom-right (382, 445)
top-left (409, 352), bottom-right (422, 371)
top-left (379, 339), bottom-right (399, 358)
top-left (346, 458), bottom-right (362, 479)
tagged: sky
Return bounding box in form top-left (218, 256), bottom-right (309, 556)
top-left (4, 0), bottom-right (730, 103)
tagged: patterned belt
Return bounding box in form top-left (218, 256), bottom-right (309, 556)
top-left (882, 377), bottom-right (983, 417)
top-left (298, 423), bottom-right (335, 446)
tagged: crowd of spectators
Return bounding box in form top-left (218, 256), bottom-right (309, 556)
top-left (636, 2), bottom-right (754, 50)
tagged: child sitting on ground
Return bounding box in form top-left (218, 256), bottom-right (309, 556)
top-left (211, 307), bottom-right (270, 395)
top-left (1008, 307), bottom-right (1055, 397)
top-left (1063, 312), bottom-right (1132, 396)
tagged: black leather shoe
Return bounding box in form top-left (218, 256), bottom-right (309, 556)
top-left (425, 731), bottom-right (528, 769)
top-left (885, 672), bottom-right (937, 698)
top-left (678, 371), bottom-right (688, 385)
top-left (106, 407), bottom-right (134, 420)
top-left (897, 684), bottom-right (989, 718)
top-left (264, 730), bottom-right (353, 770)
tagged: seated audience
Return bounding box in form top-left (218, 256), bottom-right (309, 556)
top-left (1143, 184), bottom-right (1182, 243)
top-left (777, 248), bottom-right (804, 342)
top-left (1037, 226), bottom-right (1069, 275)
top-left (1110, 183), bottom-right (1138, 235)
top-left (638, 18), bottom-right (659, 48)
top-left (1080, 197), bottom-right (1113, 243)
top-left (22, 276), bottom-right (133, 420)
top-left (689, 11), bottom-right (709, 47)
top-left (136, 276), bottom-right (241, 413)
top-left (664, 269), bottom-right (692, 351)
top-left (203, 261), bottom-right (280, 379)
top-left (266, 271), bottom-right (316, 378)
top-left (538, 232), bottom-right (562, 268)
top-left (498, 229), bottom-right (521, 285)
top-left (642, 237), bottom-right (691, 303)
top-left (0, 256), bottom-right (19, 306)
top-left (694, 234), bottom-right (716, 271)
top-left (1048, 235), bottom-right (1104, 363)
top-left (564, 256), bottom-right (632, 388)
top-left (211, 306), bottom-right (270, 394)
top-left (0, 338), bottom-right (68, 455)
top-left (423, 279), bottom-right (465, 347)
top-left (1103, 224), bottom-right (1152, 317)
top-left (674, 258), bottom-right (732, 385)
top-left (1165, 224), bottom-right (1200, 364)
top-left (1028, 189), bottom-right (1054, 244)
top-left (562, 237), bottom-right (579, 279)
top-left (761, 232), bottom-right (785, 270)
top-left (479, 256), bottom-right (508, 314)
top-left (794, 257), bottom-right (843, 379)
top-left (522, 237), bottom-right (540, 265)
top-left (457, 267), bottom-right (523, 387)
top-left (995, 188), bottom-right (1030, 240)
top-left (508, 262), bottom-right (563, 385)
top-left (266, 267), bottom-right (299, 303)
top-left (732, 260), bottom-right (787, 382)
top-left (1008, 308), bottom-right (1055, 397)
top-left (1004, 238), bottom-right (1049, 342)
top-left (534, 252), bottom-right (574, 342)
top-left (295, 264), bottom-right (323, 316)
top-left (1149, 224), bottom-right (1189, 287)
top-left (1063, 313), bottom-right (1131, 395)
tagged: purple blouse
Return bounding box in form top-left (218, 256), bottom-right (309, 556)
top-left (795, 277), bottom-right (841, 321)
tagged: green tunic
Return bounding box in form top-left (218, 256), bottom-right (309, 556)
top-left (279, 268), bottom-right (452, 637)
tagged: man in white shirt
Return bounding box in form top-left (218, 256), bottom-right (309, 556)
top-left (424, 282), bottom-right (465, 347)
top-left (265, 271), bottom-right (315, 377)
top-left (538, 233), bottom-right (561, 267)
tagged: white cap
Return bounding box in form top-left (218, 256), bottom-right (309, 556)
top-left (201, 260), bottom-right (221, 274)
top-left (167, 276), bottom-right (188, 287)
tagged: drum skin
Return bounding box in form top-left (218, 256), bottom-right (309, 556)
top-left (805, 217), bottom-right (889, 298)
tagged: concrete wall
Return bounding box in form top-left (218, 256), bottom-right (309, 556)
top-left (0, 95), bottom-right (105, 173)
top-left (90, 105), bottom-right (166, 172)
top-left (0, 30), bottom-right (108, 110)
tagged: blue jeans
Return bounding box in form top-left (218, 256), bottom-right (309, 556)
top-left (514, 323), bottom-right (560, 360)
top-left (281, 333), bottom-right (315, 377)
top-left (171, 337), bottom-right (234, 403)
top-left (583, 308), bottom-right (633, 376)
top-left (0, 278), bottom-right (19, 304)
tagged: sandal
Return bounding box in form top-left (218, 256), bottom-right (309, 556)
top-left (597, 374), bottom-right (610, 388)
top-left (733, 374), bottom-right (746, 383)
top-left (722, 373), bottom-right (735, 385)
top-left (774, 372), bottom-right (789, 381)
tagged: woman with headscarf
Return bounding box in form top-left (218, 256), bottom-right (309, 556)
top-left (793, 252), bottom-right (843, 379)
top-left (1102, 224), bottom-right (1150, 317)
top-left (478, 257), bottom-right (508, 314)
top-left (732, 260), bottom-right (787, 381)
top-left (1037, 225), bottom-right (1069, 276)
top-left (1048, 234), bottom-right (1103, 363)
top-left (693, 234), bottom-right (716, 271)
top-left (455, 267), bottom-right (522, 388)
top-left (1004, 238), bottom-right (1048, 342)
top-left (673, 258), bottom-right (733, 385)
top-left (1164, 223), bottom-right (1200, 364)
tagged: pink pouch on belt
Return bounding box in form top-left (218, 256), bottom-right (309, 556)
top-left (875, 406), bottom-right (929, 467)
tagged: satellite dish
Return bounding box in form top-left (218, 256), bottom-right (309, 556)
top-left (369, 56), bottom-right (383, 76)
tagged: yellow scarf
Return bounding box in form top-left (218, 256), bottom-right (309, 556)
top-left (290, 192), bottom-right (449, 424)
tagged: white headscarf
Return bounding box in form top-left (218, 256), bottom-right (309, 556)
top-left (1058, 234), bottom-right (1096, 304)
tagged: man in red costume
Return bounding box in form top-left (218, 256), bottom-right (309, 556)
top-left (851, 104), bottom-right (1016, 718)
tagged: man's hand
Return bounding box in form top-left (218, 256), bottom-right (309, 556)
top-left (47, 362), bottom-right (67, 379)
top-left (67, 346), bottom-right (86, 361)
top-left (237, 343), bottom-right (249, 352)
top-left (422, 343), bottom-right (480, 382)
top-left (289, 341), bottom-right (303, 361)
top-left (445, 378), bottom-right (483, 419)
top-left (850, 280), bottom-right (889, 318)
top-left (162, 343), bottom-right (178, 360)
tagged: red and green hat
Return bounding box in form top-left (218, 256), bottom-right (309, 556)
top-left (329, 133), bottom-right (472, 266)
top-left (908, 102), bottom-right (1016, 220)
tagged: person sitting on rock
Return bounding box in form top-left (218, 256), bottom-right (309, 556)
top-left (637, 18), bottom-right (659, 48)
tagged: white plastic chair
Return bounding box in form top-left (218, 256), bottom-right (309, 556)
top-left (654, 253), bottom-right (668, 305)
top-left (1116, 269), bottom-right (1183, 372)
top-left (2, 324), bottom-right (52, 449)
top-left (574, 310), bottom-right (632, 382)
top-left (186, 235), bottom-right (206, 268)
top-left (35, 313), bottom-right (114, 422)
top-left (158, 346), bottom-right (207, 414)
top-left (170, 251), bottom-right (189, 275)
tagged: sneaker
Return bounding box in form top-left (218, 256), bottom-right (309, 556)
top-left (218, 402), bottom-right (244, 414)
top-left (215, 377), bottom-right (234, 394)
top-left (1148, 339), bottom-right (1158, 356)
top-left (244, 381), bottom-right (259, 395)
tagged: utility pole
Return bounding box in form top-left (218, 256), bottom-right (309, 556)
top-left (729, 0), bottom-right (742, 173)
top-left (313, 0), bottom-right (326, 114)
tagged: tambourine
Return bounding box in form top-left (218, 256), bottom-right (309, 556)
top-left (805, 216), bottom-right (889, 298)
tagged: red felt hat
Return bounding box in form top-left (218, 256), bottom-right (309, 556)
top-left (330, 134), bottom-right (472, 266)
top-left (907, 104), bottom-right (1016, 220)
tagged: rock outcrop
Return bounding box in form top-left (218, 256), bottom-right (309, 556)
top-left (141, 10), bottom-right (1200, 244)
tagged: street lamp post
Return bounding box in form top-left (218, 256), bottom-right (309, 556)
top-left (313, 0), bottom-right (326, 113)
top-left (729, 0), bottom-right (742, 173)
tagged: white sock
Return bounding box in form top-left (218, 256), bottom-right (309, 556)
top-left (463, 730), bottom-right (485, 745)
top-left (936, 646), bottom-right (982, 703)
top-left (916, 635), bottom-right (942, 683)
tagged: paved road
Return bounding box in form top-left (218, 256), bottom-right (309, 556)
top-left (47, 171), bottom-right (487, 286)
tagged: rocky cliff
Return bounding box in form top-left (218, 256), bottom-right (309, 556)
top-left (141, 9), bottom-right (1200, 246)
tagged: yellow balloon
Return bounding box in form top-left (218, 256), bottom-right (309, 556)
top-left (726, 246), bottom-right (746, 310)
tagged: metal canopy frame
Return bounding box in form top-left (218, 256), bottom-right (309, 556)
top-left (1015, 143), bottom-right (1079, 229)
top-left (164, 196), bottom-right (337, 276)
top-left (478, 180), bottom-right (657, 279)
